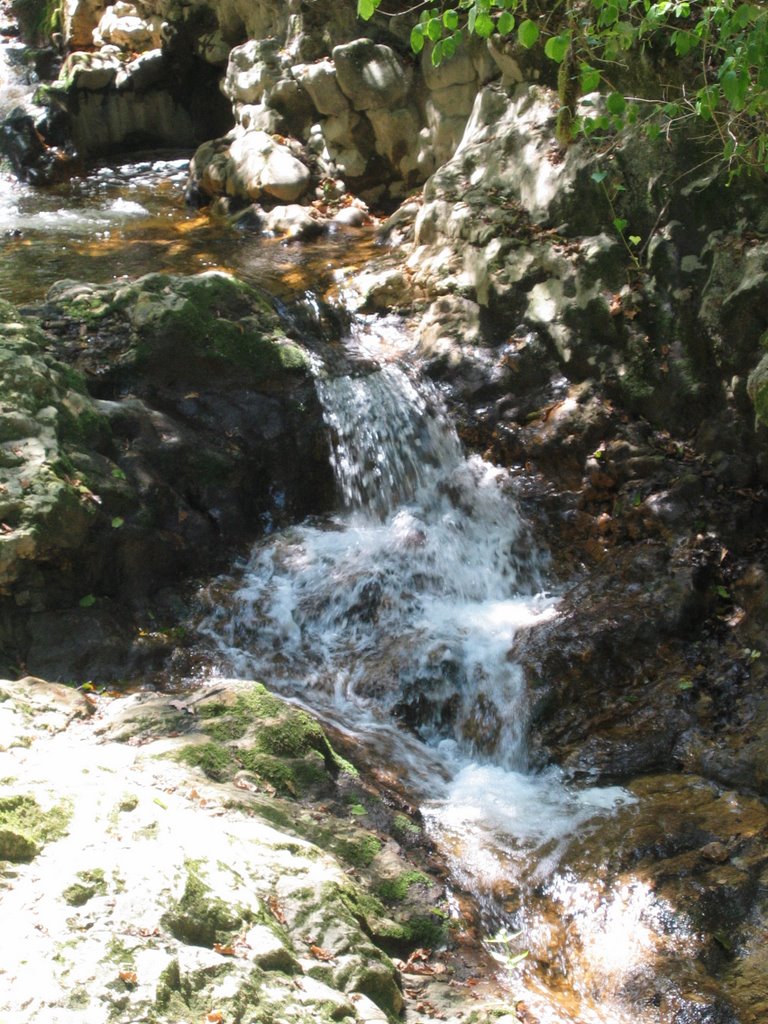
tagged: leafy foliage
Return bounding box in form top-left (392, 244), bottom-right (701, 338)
top-left (357, 0), bottom-right (768, 174)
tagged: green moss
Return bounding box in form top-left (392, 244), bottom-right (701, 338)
top-left (103, 936), bottom-right (137, 969)
top-left (178, 742), bottom-right (234, 782)
top-left (127, 273), bottom-right (306, 381)
top-left (184, 685), bottom-right (358, 795)
top-left (375, 871), bottom-right (430, 904)
top-left (0, 794), bottom-right (72, 862)
top-left (391, 813), bottom-right (421, 837)
top-left (62, 867), bottom-right (107, 906)
top-left (333, 833), bottom-right (382, 868)
top-left (66, 986), bottom-right (91, 1009)
top-left (162, 860), bottom-right (247, 947)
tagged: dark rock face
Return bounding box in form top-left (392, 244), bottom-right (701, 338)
top-left (0, 272), bottom-right (335, 682)
top-left (0, 107), bottom-right (63, 183)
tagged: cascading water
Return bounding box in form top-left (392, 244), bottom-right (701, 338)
top-left (196, 314), bottom-right (645, 1022)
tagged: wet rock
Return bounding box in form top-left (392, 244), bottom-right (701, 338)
top-left (1, 274), bottom-right (335, 681)
top-left (0, 107), bottom-right (62, 183)
top-left (510, 773), bottom-right (768, 1024)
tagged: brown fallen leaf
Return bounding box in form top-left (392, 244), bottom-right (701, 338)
top-left (213, 943), bottom-right (236, 956)
top-left (206, 1012), bottom-right (224, 1023)
top-left (119, 970), bottom-right (137, 985)
top-left (268, 894), bottom-right (286, 925)
top-left (309, 944), bottom-right (334, 961)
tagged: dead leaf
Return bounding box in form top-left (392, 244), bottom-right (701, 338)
top-left (119, 971), bottom-right (137, 985)
top-left (207, 1012), bottom-right (223, 1023)
top-left (213, 943), bottom-right (236, 956)
top-left (399, 948), bottom-right (437, 975)
top-left (309, 944), bottom-right (334, 961)
top-left (268, 894), bottom-right (286, 925)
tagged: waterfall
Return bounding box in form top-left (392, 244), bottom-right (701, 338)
top-left (200, 324), bottom-right (558, 771)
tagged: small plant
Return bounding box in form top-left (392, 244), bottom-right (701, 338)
top-left (487, 925), bottom-right (529, 971)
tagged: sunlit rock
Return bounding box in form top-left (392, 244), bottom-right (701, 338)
top-left (332, 39), bottom-right (412, 112)
top-left (228, 129), bottom-right (311, 201)
top-left (93, 2), bottom-right (161, 51)
top-left (293, 59), bottom-right (349, 117)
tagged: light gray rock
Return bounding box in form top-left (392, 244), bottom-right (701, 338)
top-left (229, 129), bottom-right (311, 201)
top-left (293, 59), bottom-right (349, 116)
top-left (367, 105), bottom-right (421, 178)
top-left (263, 203), bottom-right (326, 239)
top-left (224, 38), bottom-right (284, 107)
top-left (332, 38), bottom-right (411, 112)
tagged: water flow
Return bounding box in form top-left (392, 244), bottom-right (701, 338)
top-left (201, 323), bottom-right (556, 767)
top-left (198, 314), bottom-right (638, 1020)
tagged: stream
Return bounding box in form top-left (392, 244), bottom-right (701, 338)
top-left (1, 30), bottom-right (712, 1024)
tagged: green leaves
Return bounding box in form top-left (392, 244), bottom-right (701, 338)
top-left (606, 91), bottom-right (627, 115)
top-left (473, 11), bottom-right (495, 37)
top-left (496, 10), bottom-right (514, 35)
top-left (356, 0), bottom-right (379, 20)
top-left (544, 32), bottom-right (571, 63)
top-left (391, 0), bottom-right (768, 176)
top-left (518, 19), bottom-right (539, 48)
top-left (580, 64), bottom-right (601, 93)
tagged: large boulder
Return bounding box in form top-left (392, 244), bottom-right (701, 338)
top-left (332, 39), bottom-right (412, 112)
top-left (1, 273), bottom-right (335, 681)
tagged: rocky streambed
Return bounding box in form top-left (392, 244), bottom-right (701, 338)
top-left (3, 0), bottom-right (768, 1021)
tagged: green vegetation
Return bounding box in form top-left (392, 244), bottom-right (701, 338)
top-left (359, 0), bottom-right (768, 175)
top-left (62, 868), bottom-right (108, 906)
top-left (12, 0), bottom-right (60, 44)
top-left (178, 684), bottom-right (357, 796)
top-left (161, 860), bottom-right (248, 946)
top-left (376, 870), bottom-right (430, 903)
top-left (0, 794), bottom-right (72, 861)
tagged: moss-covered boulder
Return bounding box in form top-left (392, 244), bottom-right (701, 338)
top-left (178, 683), bottom-right (354, 797)
top-left (0, 300), bottom-right (115, 600)
top-left (1, 274), bottom-right (335, 682)
top-left (0, 677), bottom-right (464, 1022)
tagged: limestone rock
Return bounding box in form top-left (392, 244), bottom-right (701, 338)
top-left (93, 3), bottom-right (161, 51)
top-left (332, 39), bottom-right (411, 112)
top-left (367, 105), bottom-right (421, 180)
top-left (293, 59), bottom-right (349, 116)
top-left (62, 0), bottom-right (107, 50)
top-left (262, 203), bottom-right (326, 239)
top-left (229, 129), bottom-right (311, 202)
top-left (224, 38), bottom-right (284, 107)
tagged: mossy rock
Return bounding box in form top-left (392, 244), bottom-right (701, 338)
top-left (161, 861), bottom-right (250, 947)
top-left (179, 684), bottom-right (355, 797)
top-left (0, 314), bottom-right (123, 595)
top-left (0, 794), bottom-right (71, 861)
top-left (51, 272), bottom-right (310, 390)
top-left (62, 868), bottom-right (108, 906)
top-left (748, 351), bottom-right (768, 428)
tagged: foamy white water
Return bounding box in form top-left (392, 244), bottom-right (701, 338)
top-left (195, 316), bottom-right (660, 1021)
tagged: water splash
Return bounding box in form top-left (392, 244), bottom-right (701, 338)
top-left (194, 314), bottom-right (660, 1021)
